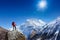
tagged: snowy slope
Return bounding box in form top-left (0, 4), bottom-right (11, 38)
top-left (19, 18), bottom-right (46, 37)
top-left (43, 17), bottom-right (60, 34)
top-left (32, 17), bottom-right (60, 40)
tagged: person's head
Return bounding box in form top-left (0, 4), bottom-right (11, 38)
top-left (12, 21), bottom-right (16, 27)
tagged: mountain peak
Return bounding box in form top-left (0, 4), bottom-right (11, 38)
top-left (48, 17), bottom-right (60, 25)
top-left (26, 18), bottom-right (46, 27)
top-left (20, 18), bottom-right (46, 37)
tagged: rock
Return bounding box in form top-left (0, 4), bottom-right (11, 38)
top-left (0, 27), bottom-right (8, 40)
top-left (8, 30), bottom-right (26, 40)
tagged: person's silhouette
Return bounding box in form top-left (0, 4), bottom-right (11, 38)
top-left (12, 22), bottom-right (16, 30)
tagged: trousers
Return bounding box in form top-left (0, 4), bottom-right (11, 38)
top-left (13, 26), bottom-right (16, 30)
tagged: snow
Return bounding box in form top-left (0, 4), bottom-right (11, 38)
top-left (26, 19), bottom-right (46, 27)
top-left (20, 18), bottom-right (46, 37)
top-left (8, 17), bottom-right (60, 40)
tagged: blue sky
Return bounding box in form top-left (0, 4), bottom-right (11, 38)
top-left (0, 0), bottom-right (60, 29)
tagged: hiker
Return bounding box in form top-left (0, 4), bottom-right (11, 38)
top-left (12, 22), bottom-right (16, 30)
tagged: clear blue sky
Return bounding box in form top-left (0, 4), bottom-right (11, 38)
top-left (0, 0), bottom-right (60, 29)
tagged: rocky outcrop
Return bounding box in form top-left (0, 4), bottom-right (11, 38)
top-left (8, 30), bottom-right (26, 40)
top-left (0, 27), bottom-right (26, 40)
top-left (0, 27), bottom-right (8, 40)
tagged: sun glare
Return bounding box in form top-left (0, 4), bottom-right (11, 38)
top-left (37, 0), bottom-right (47, 10)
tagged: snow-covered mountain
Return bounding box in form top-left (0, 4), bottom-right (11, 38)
top-left (43, 17), bottom-right (60, 34)
top-left (19, 18), bottom-right (46, 37)
top-left (8, 17), bottom-right (60, 40)
top-left (31, 17), bottom-right (60, 40)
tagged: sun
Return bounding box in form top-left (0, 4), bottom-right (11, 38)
top-left (37, 0), bottom-right (47, 9)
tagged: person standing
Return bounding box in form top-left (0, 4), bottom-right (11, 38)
top-left (12, 22), bottom-right (16, 30)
